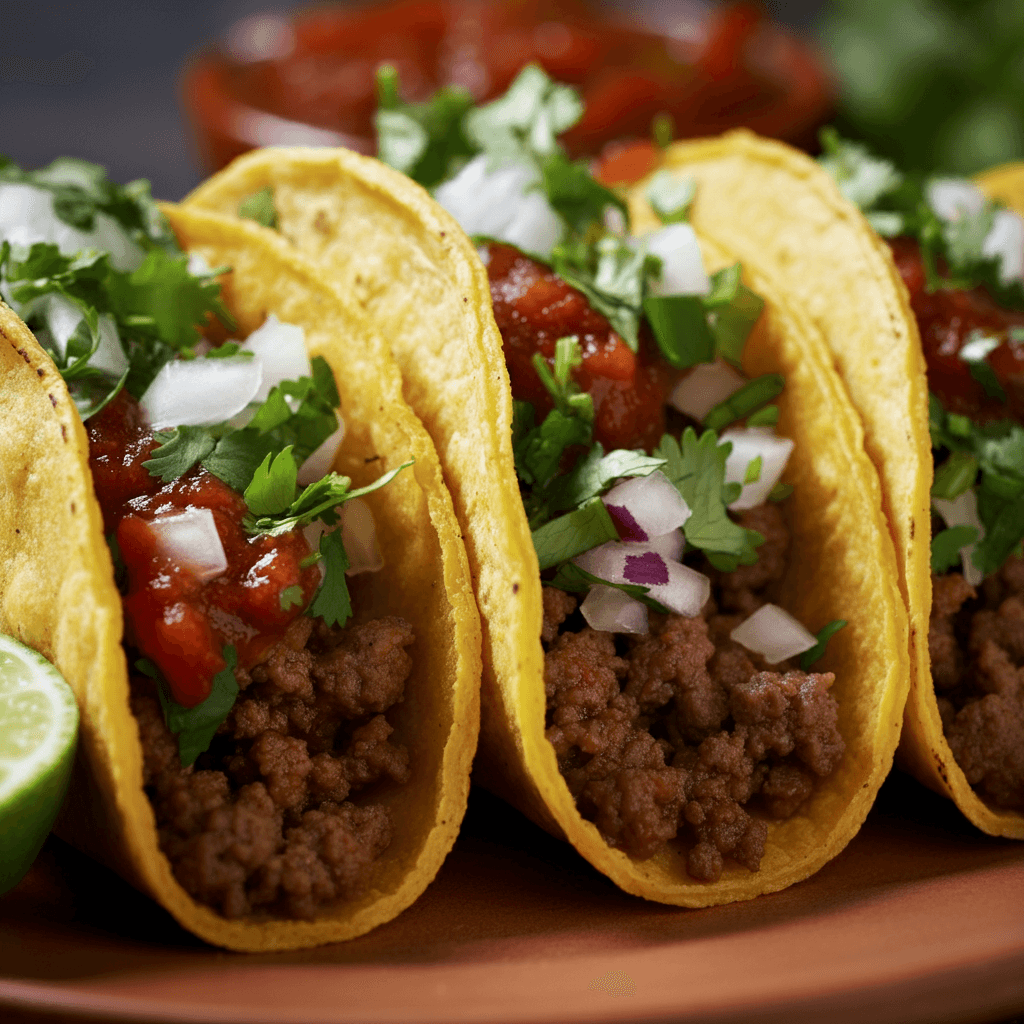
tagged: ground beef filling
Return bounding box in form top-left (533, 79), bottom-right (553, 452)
top-left (542, 504), bottom-right (845, 882)
top-left (132, 614), bottom-right (414, 920)
top-left (929, 557), bottom-right (1024, 810)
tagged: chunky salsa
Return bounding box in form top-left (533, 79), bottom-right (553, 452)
top-left (88, 392), bottom-right (321, 708)
top-left (888, 236), bottom-right (1024, 423)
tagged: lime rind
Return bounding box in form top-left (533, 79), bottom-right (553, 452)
top-left (0, 634), bottom-right (79, 894)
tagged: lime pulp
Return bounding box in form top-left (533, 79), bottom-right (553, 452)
top-left (0, 633), bottom-right (79, 895)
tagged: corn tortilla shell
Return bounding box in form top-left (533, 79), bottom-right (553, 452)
top-left (186, 144), bottom-right (911, 903)
top-left (0, 205), bottom-right (481, 950)
top-left (637, 130), bottom-right (1022, 840)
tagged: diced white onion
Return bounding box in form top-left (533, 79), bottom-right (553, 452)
top-left (0, 182), bottom-right (145, 272)
top-left (927, 177), bottom-right (1024, 285)
top-left (341, 498), bottom-right (383, 575)
top-left (932, 491), bottom-right (985, 586)
top-left (669, 358), bottom-right (746, 421)
top-left (580, 585), bottom-right (648, 634)
top-left (641, 528), bottom-right (686, 562)
top-left (721, 428), bottom-right (794, 510)
top-left (148, 508), bottom-right (227, 583)
top-left (34, 294), bottom-right (128, 377)
top-left (730, 603), bottom-right (817, 665)
top-left (650, 559), bottom-right (712, 617)
top-left (601, 470), bottom-right (691, 541)
top-left (641, 222), bottom-right (710, 296)
top-left (434, 155), bottom-right (563, 259)
top-left (240, 314), bottom-right (312, 402)
top-left (140, 356), bottom-right (263, 430)
top-left (297, 414), bottom-right (346, 486)
top-left (187, 252), bottom-right (214, 277)
top-left (301, 520), bottom-right (328, 582)
top-left (983, 209), bottom-right (1024, 285)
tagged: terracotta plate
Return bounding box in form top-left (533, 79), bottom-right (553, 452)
top-left (1, 773), bottom-right (1022, 1024)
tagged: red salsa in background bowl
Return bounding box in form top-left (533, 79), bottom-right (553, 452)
top-left (182, 0), bottom-right (834, 173)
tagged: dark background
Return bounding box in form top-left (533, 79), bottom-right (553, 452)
top-left (0, 0), bottom-right (828, 200)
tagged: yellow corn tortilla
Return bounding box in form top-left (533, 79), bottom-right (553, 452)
top-left (185, 143), bottom-right (910, 904)
top-left (0, 205), bottom-right (482, 950)
top-left (629, 131), bottom-right (1023, 840)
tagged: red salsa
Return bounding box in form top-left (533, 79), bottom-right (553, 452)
top-left (888, 236), bottom-right (1024, 423)
top-left (483, 241), bottom-right (678, 452)
top-left (87, 392), bottom-right (321, 708)
top-left (184, 0), bottom-right (832, 173)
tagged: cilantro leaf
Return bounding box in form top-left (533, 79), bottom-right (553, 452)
top-left (279, 584), bottom-right (305, 612)
top-left (146, 647), bottom-right (240, 767)
top-left (643, 293), bottom-right (715, 368)
top-left (238, 187), bottom-right (278, 229)
top-left (544, 445), bottom-right (666, 515)
top-left (931, 526), bottom-right (980, 574)
top-left (245, 447), bottom-right (299, 516)
top-left (143, 426), bottom-right (216, 482)
top-left (655, 429), bottom-right (760, 560)
top-left (703, 374), bottom-right (785, 431)
top-left (540, 151), bottom-right (628, 235)
top-left (202, 429), bottom-right (277, 493)
top-left (932, 450), bottom-right (979, 500)
top-left (531, 497), bottom-right (618, 570)
top-left (972, 495), bottom-right (1024, 576)
top-left (646, 170), bottom-right (696, 225)
top-left (799, 619), bottom-right (848, 670)
top-left (308, 529), bottom-right (352, 627)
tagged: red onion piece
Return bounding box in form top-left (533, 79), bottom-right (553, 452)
top-left (580, 585), bottom-right (648, 634)
top-left (730, 603), bottom-right (817, 665)
top-left (670, 358), bottom-right (746, 421)
top-left (721, 427), bottom-right (794, 510)
top-left (602, 470), bottom-right (691, 542)
top-left (148, 508), bottom-right (227, 582)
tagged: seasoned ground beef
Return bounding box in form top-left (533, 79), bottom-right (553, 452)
top-left (542, 503), bottom-right (845, 881)
top-left (930, 556), bottom-right (1024, 810)
top-left (131, 615), bottom-right (414, 919)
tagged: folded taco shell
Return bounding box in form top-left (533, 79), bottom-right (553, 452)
top-left (0, 205), bottom-right (481, 950)
top-left (186, 143), bottom-right (911, 903)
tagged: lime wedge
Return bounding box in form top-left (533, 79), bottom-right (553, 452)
top-left (0, 634), bottom-right (79, 895)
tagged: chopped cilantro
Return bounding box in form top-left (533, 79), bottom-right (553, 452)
top-left (244, 447), bottom-right (299, 516)
top-left (143, 647), bottom-right (239, 767)
top-left (747, 404), bottom-right (779, 427)
top-left (799, 620), bottom-right (847, 670)
top-left (540, 151), bottom-right (628, 236)
top-left (531, 497), bottom-right (618, 570)
top-left (932, 450), bottom-right (979, 500)
top-left (931, 526), bottom-right (979, 574)
top-left (642, 293), bottom-right (715, 368)
top-left (743, 455), bottom-right (763, 484)
top-left (769, 482), bottom-right (794, 502)
top-left (279, 584), bottom-right (305, 612)
top-left (308, 529), bottom-right (352, 627)
top-left (238, 187), bottom-right (278, 229)
top-left (543, 446), bottom-right (666, 518)
top-left (143, 425), bottom-right (217, 482)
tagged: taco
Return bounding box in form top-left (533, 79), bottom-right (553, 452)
top-left (0, 161), bottom-right (480, 949)
top-left (615, 129), bottom-right (1023, 838)
top-left (185, 70), bottom-right (909, 903)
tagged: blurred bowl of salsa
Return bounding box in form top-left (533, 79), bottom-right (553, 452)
top-left (182, 0), bottom-right (834, 173)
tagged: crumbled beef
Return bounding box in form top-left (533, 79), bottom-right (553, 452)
top-left (135, 615), bottom-right (414, 919)
top-left (929, 556), bottom-right (1024, 810)
top-left (543, 502), bottom-right (845, 880)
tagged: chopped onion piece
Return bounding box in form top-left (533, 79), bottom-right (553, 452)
top-left (0, 182), bottom-right (145, 272)
top-left (730, 603), bottom-right (817, 665)
top-left (641, 528), bottom-right (686, 562)
top-left (932, 491), bottom-right (985, 586)
top-left (301, 520), bottom-right (327, 582)
top-left (721, 428), bottom-right (794, 510)
top-left (241, 314), bottom-right (312, 402)
top-left (341, 498), bottom-right (383, 575)
top-left (581, 585), bottom-right (648, 634)
top-left (642, 223), bottom-right (710, 296)
top-left (35, 295), bottom-right (128, 377)
top-left (983, 209), bottom-right (1024, 285)
top-left (927, 178), bottom-right (985, 221)
top-left (602, 470), bottom-right (691, 542)
top-left (187, 252), bottom-right (214, 277)
top-left (649, 560), bottom-right (711, 617)
top-left (434, 154), bottom-right (563, 259)
top-left (670, 358), bottom-right (746, 421)
top-left (297, 413), bottom-right (346, 485)
top-left (148, 508), bottom-right (227, 583)
top-left (140, 355), bottom-right (263, 430)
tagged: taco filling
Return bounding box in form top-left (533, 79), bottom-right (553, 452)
top-left (374, 66), bottom-right (847, 879)
top-left (0, 158), bottom-right (415, 918)
top-left (822, 135), bottom-right (1024, 812)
